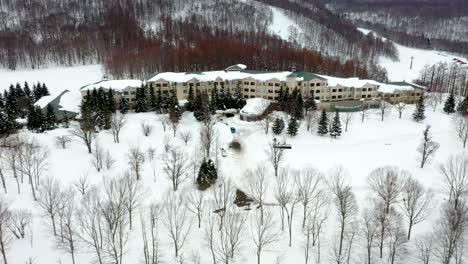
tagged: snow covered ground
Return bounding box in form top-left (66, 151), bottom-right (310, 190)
top-left (1, 103), bottom-right (466, 264)
top-left (268, 6), bottom-right (302, 42)
top-left (358, 28), bottom-right (468, 82)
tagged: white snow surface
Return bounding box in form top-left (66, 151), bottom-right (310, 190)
top-left (318, 74), bottom-right (381, 87)
top-left (378, 84), bottom-right (416, 93)
top-left (240, 98), bottom-right (270, 115)
top-left (148, 70), bottom-right (293, 83)
top-left (0, 65), bottom-right (103, 112)
top-left (81, 79), bottom-right (144, 91)
top-left (268, 6), bottom-right (302, 41)
top-left (358, 28), bottom-right (468, 82)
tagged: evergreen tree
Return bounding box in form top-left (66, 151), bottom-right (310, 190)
top-left (23, 82), bottom-right (32, 100)
top-left (457, 96), bottom-right (468, 114)
top-left (119, 97), bottom-right (128, 114)
top-left (135, 85), bottom-right (148, 113)
top-left (27, 105), bottom-right (45, 132)
top-left (413, 95), bottom-right (426, 122)
top-left (287, 117), bottom-right (299, 136)
top-left (0, 111), bottom-right (15, 136)
top-left (194, 91), bottom-right (209, 121)
top-left (149, 84), bottom-right (157, 111)
top-left (304, 96), bottom-right (317, 115)
top-left (32, 83), bottom-right (40, 102)
top-left (210, 86), bottom-right (219, 112)
top-left (0, 93), bottom-right (4, 109)
top-left (317, 109), bottom-right (328, 136)
top-left (196, 159), bottom-right (218, 190)
top-left (293, 91), bottom-right (304, 119)
top-left (168, 91), bottom-right (181, 121)
top-left (5, 85), bottom-right (19, 120)
top-left (155, 89), bottom-right (162, 113)
top-left (15, 83), bottom-right (24, 98)
top-left (272, 117), bottom-right (285, 135)
top-left (234, 81), bottom-right (246, 109)
top-left (41, 83), bottom-right (50, 97)
top-left (443, 91), bottom-right (456, 114)
top-left (330, 111), bottom-right (342, 138)
top-left (45, 104), bottom-right (57, 130)
top-left (186, 86), bottom-right (194, 111)
top-left (107, 88), bottom-right (116, 113)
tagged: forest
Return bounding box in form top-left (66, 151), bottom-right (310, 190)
top-left (0, 0), bottom-right (393, 80)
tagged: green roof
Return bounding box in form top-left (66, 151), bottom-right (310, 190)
top-left (287, 71), bottom-right (326, 81)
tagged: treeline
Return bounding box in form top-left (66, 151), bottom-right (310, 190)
top-left (417, 62), bottom-right (468, 96)
top-left (0, 0), bottom-right (389, 82)
top-left (0, 82), bottom-right (50, 135)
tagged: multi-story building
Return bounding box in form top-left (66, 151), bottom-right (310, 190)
top-left (80, 65), bottom-right (425, 110)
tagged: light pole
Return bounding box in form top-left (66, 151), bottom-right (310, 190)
top-left (410, 56), bottom-right (414, 70)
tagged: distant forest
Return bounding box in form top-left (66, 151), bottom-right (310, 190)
top-left (0, 0), bottom-right (394, 81)
top-left (324, 0), bottom-right (468, 55)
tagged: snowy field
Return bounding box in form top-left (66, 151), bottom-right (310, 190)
top-left (1, 102), bottom-right (466, 264)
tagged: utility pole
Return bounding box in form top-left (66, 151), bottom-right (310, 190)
top-left (410, 56), bottom-right (414, 70)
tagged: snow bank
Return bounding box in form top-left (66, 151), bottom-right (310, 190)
top-left (240, 98), bottom-right (270, 115)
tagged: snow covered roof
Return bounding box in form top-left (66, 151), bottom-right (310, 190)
top-left (378, 84), bottom-right (416, 94)
top-left (81, 80), bottom-right (143, 92)
top-left (240, 98), bottom-right (270, 116)
top-left (318, 74), bottom-right (381, 88)
top-left (225, 64), bottom-right (247, 71)
top-left (148, 70), bottom-right (293, 83)
top-left (388, 81), bottom-right (426, 90)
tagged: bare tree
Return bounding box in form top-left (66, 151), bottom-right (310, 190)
top-left (178, 130), bottom-right (193, 145)
top-left (203, 205), bottom-right (218, 264)
top-left (439, 155), bottom-right (468, 208)
top-left (0, 148), bottom-right (7, 193)
top-left (212, 209), bottom-right (248, 264)
top-left (3, 136), bottom-right (24, 194)
top-left (164, 192), bottom-right (191, 258)
top-left (395, 102), bottom-right (406, 119)
top-left (212, 178), bottom-right (235, 230)
top-left (418, 125), bottom-right (440, 168)
top-left (428, 92), bottom-right (444, 112)
top-left (274, 169), bottom-right (293, 231)
top-left (368, 166), bottom-right (405, 214)
top-left (104, 150), bottom-right (115, 170)
top-left (328, 167), bottom-right (359, 262)
top-left (244, 165), bottom-right (270, 225)
top-left (360, 102), bottom-right (370, 123)
top-left (111, 113), bottom-right (125, 143)
top-left (453, 115), bottom-right (468, 148)
top-left (141, 202), bottom-right (163, 264)
top-left (266, 139), bottom-right (286, 178)
top-left (372, 201), bottom-right (391, 259)
top-left (378, 99), bottom-right (391, 122)
top-left (284, 171), bottom-right (300, 247)
top-left (55, 135), bottom-right (72, 149)
top-left (91, 141), bottom-right (105, 172)
top-left (415, 234), bottom-right (434, 264)
top-left (251, 209), bottom-right (281, 264)
top-left (128, 145), bottom-right (145, 180)
top-left (163, 145), bottom-right (189, 191)
top-left (141, 121), bottom-right (153, 137)
top-left (305, 110), bottom-right (318, 132)
top-left (147, 147), bottom-right (157, 182)
top-left (260, 114), bottom-right (273, 134)
top-left (185, 189), bottom-right (205, 228)
top-left (296, 167), bottom-right (323, 229)
top-left (17, 139), bottom-right (49, 201)
top-left (341, 112), bottom-right (354, 132)
top-left (0, 198), bottom-right (11, 264)
top-left (70, 123), bottom-right (94, 154)
top-left (401, 176), bottom-right (434, 240)
top-left (361, 208), bottom-right (377, 264)
top-left (37, 177), bottom-right (63, 236)
top-left (7, 209), bottom-right (31, 239)
top-left (157, 114), bottom-right (170, 132)
top-left (387, 212), bottom-right (408, 264)
top-left (122, 172), bottom-right (145, 230)
top-left (200, 119), bottom-right (216, 159)
top-left (73, 173), bottom-right (90, 195)
top-left (56, 189), bottom-right (79, 264)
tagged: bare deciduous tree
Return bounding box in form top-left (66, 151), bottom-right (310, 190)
top-left (128, 145), bottom-right (145, 180)
top-left (428, 92), bottom-right (444, 112)
top-left (3, 136), bottom-right (24, 194)
top-left (111, 113), bottom-right (125, 143)
top-left (440, 155), bottom-right (468, 208)
top-left (415, 234), bottom-right (434, 264)
top-left (141, 121), bottom-right (153, 137)
top-left (360, 103), bottom-right (370, 123)
top-left (453, 115), bottom-right (468, 148)
top-left (251, 209), bottom-right (281, 264)
top-left (378, 99), bottom-right (391, 122)
top-left (396, 102), bottom-right (406, 119)
top-left (70, 123), bottom-right (94, 154)
top-left (164, 192), bottom-right (191, 258)
top-left (0, 198), bottom-right (11, 264)
top-left (178, 130), bottom-right (193, 145)
top-left (91, 141), bottom-right (105, 172)
top-left (157, 114), bottom-right (170, 132)
top-left (361, 208), bottom-right (377, 264)
top-left (212, 209), bottom-right (248, 264)
top-left (56, 189), bottom-right (79, 264)
top-left (17, 139), bottom-right (49, 201)
top-left (0, 148), bottom-right (7, 193)
top-left (305, 110), bottom-right (318, 132)
top-left (342, 112), bottom-right (354, 132)
top-left (37, 177), bottom-right (63, 236)
top-left (387, 212), bottom-right (408, 264)
top-left (266, 139), bottom-right (286, 178)
top-left (244, 165), bottom-right (270, 225)
top-left (200, 119), bottom-right (216, 159)
top-left (55, 135), bottom-right (72, 149)
top-left (73, 173), bottom-right (89, 195)
top-left (122, 172), bottom-right (145, 230)
top-left (296, 167), bottom-right (323, 229)
top-left (141, 202), bottom-right (163, 264)
top-left (7, 209), bottom-right (31, 239)
top-left (328, 167), bottom-right (358, 261)
top-left (212, 178), bottom-right (235, 230)
top-left (185, 189), bottom-right (205, 228)
top-left (401, 176), bottom-right (433, 240)
top-left (260, 114), bottom-right (273, 134)
top-left (418, 125), bottom-right (440, 168)
top-left (163, 145), bottom-right (189, 191)
top-left (274, 169), bottom-right (294, 231)
top-left (368, 166), bottom-right (405, 214)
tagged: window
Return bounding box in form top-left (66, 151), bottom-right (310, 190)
top-left (268, 96), bottom-right (273, 100)
top-left (250, 95), bottom-right (255, 98)
top-left (244, 95), bottom-right (249, 98)
top-left (250, 89), bottom-right (255, 92)
top-left (183, 82), bottom-right (187, 86)
top-left (332, 89), bottom-right (337, 92)
top-left (268, 90), bottom-right (273, 93)
top-left (244, 89), bottom-right (249, 92)
top-left (156, 84), bottom-right (161, 88)
top-left (125, 98), bottom-right (129, 102)
top-left (123, 91), bottom-right (129, 95)
top-left (275, 83), bottom-right (280, 87)
top-left (311, 83), bottom-right (315, 87)
top-left (130, 91), bottom-right (136, 95)
top-left (416, 93), bottom-right (420, 96)
top-left (367, 95), bottom-right (372, 98)
top-left (396, 94), bottom-right (400, 97)
top-left (361, 95), bottom-right (366, 98)
top-left (162, 83), bottom-right (168, 87)
top-left (250, 82), bottom-right (255, 85)
top-left (183, 90), bottom-right (187, 94)
top-left (196, 83), bottom-right (200, 87)
top-left (315, 96), bottom-right (320, 100)
top-left (268, 83), bottom-right (273, 86)
top-left (275, 90), bottom-right (280, 93)
top-left (368, 88), bottom-right (372, 91)
top-left (338, 89), bottom-right (343, 92)
top-left (316, 90), bottom-right (320, 94)
top-left (338, 95), bottom-right (342, 99)
top-left (362, 88), bottom-right (367, 92)
top-left (243, 82), bottom-right (249, 85)
top-left (332, 96), bottom-right (336, 99)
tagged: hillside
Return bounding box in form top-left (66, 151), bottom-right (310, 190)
top-left (0, 0), bottom-right (394, 81)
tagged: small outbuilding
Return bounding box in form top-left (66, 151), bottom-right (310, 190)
top-left (240, 98), bottom-right (271, 122)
